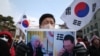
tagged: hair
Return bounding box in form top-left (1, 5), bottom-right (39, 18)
top-left (39, 13), bottom-right (55, 27)
top-left (63, 35), bottom-right (74, 44)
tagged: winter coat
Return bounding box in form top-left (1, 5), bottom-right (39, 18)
top-left (88, 45), bottom-right (100, 56)
top-left (0, 39), bottom-right (10, 56)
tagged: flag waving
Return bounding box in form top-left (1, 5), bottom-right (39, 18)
top-left (61, 0), bottom-right (100, 30)
top-left (16, 15), bottom-right (29, 36)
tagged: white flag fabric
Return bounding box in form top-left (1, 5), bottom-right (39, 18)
top-left (61, 0), bottom-right (100, 31)
top-left (16, 15), bottom-right (29, 36)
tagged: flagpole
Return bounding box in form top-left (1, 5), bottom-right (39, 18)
top-left (25, 29), bottom-right (28, 44)
top-left (10, 27), bottom-right (17, 49)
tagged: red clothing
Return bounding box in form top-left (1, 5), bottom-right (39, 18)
top-left (10, 46), bottom-right (15, 56)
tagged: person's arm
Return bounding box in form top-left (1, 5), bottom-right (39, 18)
top-left (16, 42), bottom-right (29, 56)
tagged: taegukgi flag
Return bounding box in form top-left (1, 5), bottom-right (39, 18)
top-left (16, 15), bottom-right (29, 36)
top-left (61, 0), bottom-right (100, 31)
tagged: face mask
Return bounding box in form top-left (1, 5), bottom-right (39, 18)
top-left (41, 24), bottom-right (55, 29)
top-left (0, 37), bottom-right (8, 42)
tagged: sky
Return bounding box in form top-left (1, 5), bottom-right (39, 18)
top-left (0, 0), bottom-right (74, 26)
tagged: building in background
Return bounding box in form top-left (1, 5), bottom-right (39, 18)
top-left (81, 9), bottom-right (100, 40)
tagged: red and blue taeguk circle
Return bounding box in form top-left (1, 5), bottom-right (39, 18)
top-left (22, 20), bottom-right (29, 28)
top-left (74, 2), bottom-right (89, 17)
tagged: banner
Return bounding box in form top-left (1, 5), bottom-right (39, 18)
top-left (27, 29), bottom-right (76, 56)
top-left (54, 31), bottom-right (76, 56)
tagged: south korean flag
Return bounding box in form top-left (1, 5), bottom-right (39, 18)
top-left (61, 0), bottom-right (100, 31)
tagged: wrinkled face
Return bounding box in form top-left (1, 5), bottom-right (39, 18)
top-left (40, 18), bottom-right (55, 29)
top-left (33, 40), bottom-right (40, 48)
top-left (63, 40), bottom-right (74, 52)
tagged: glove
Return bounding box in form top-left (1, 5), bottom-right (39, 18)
top-left (16, 42), bottom-right (29, 56)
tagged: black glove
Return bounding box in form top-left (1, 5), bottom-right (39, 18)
top-left (16, 42), bottom-right (29, 56)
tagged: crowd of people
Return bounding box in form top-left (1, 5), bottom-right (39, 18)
top-left (0, 13), bottom-right (100, 56)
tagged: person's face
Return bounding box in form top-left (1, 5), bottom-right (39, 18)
top-left (93, 39), bottom-right (100, 46)
top-left (63, 40), bottom-right (74, 52)
top-left (33, 40), bottom-right (40, 48)
top-left (40, 17), bottom-right (55, 29)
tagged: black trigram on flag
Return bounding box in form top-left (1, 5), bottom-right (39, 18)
top-left (73, 19), bottom-right (82, 26)
top-left (66, 7), bottom-right (71, 15)
top-left (56, 33), bottom-right (64, 40)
